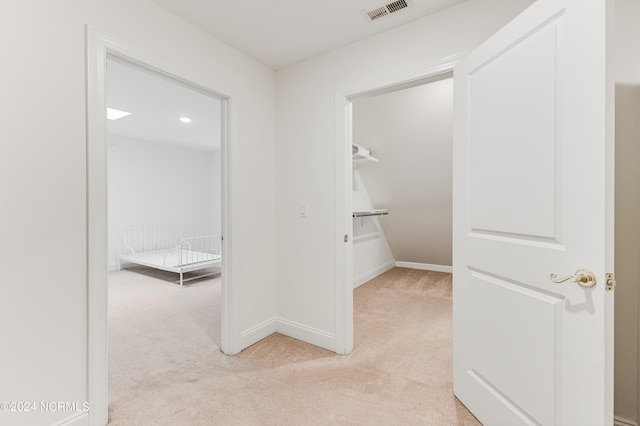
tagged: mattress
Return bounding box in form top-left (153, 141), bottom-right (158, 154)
top-left (120, 249), bottom-right (221, 274)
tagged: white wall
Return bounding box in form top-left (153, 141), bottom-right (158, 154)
top-left (0, 1), bottom-right (275, 425)
top-left (353, 79), bottom-right (453, 268)
top-left (107, 135), bottom-right (219, 271)
top-left (352, 167), bottom-right (395, 288)
top-left (275, 0), bottom-right (534, 350)
top-left (614, 0), bottom-right (640, 423)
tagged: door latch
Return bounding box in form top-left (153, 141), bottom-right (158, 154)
top-left (606, 273), bottom-right (615, 292)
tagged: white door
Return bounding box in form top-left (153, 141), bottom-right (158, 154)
top-left (452, 0), bottom-right (614, 425)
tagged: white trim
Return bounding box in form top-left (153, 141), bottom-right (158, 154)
top-left (614, 416), bottom-right (639, 426)
top-left (354, 260), bottom-right (396, 288)
top-left (86, 26), bottom-right (234, 426)
top-left (394, 261), bottom-right (453, 273)
top-left (276, 317), bottom-right (336, 352)
top-left (343, 53), bottom-right (467, 100)
top-left (240, 317), bottom-right (278, 348)
top-left (334, 95), bottom-right (353, 355)
top-left (52, 412), bottom-right (89, 426)
top-left (86, 26), bottom-right (109, 426)
top-left (239, 317), bottom-right (336, 353)
top-left (219, 90), bottom-right (234, 355)
top-left (334, 53), bottom-right (467, 356)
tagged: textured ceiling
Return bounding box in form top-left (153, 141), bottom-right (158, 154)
top-left (151, 0), bottom-right (465, 69)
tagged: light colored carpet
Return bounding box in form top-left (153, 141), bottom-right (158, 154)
top-left (108, 267), bottom-right (480, 425)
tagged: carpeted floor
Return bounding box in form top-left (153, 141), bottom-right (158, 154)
top-left (108, 266), bottom-right (480, 425)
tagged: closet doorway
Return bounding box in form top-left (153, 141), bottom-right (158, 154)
top-left (346, 73), bottom-right (457, 409)
top-left (350, 75), bottom-right (453, 289)
top-left (334, 65), bottom-right (458, 355)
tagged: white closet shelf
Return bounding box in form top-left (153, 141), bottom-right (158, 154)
top-left (352, 209), bottom-right (389, 218)
top-left (352, 144), bottom-right (379, 163)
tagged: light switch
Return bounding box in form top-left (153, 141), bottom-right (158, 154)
top-left (300, 202), bottom-right (309, 218)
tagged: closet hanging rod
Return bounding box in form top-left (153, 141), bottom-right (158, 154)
top-left (352, 209), bottom-right (389, 218)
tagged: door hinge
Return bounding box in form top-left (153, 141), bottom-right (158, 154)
top-left (606, 273), bottom-right (615, 292)
top-left (344, 234), bottom-right (349, 243)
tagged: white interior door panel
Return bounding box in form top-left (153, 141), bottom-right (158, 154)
top-left (453, 0), bottom-right (614, 424)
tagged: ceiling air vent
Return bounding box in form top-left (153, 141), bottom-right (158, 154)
top-left (363, 0), bottom-right (413, 22)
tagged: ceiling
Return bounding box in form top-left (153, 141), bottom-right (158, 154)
top-left (106, 0), bottom-right (464, 147)
top-left (107, 58), bottom-right (222, 150)
top-left (150, 0), bottom-right (466, 70)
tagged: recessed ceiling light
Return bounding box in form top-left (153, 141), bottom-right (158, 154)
top-left (179, 117), bottom-right (192, 123)
top-left (107, 108), bottom-right (131, 120)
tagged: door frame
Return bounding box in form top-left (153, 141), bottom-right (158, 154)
top-left (333, 53), bottom-right (466, 354)
top-left (86, 26), bottom-right (233, 425)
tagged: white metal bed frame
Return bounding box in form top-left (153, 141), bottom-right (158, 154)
top-left (118, 223), bottom-right (221, 287)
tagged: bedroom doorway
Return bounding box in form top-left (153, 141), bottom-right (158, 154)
top-left (105, 56), bottom-right (225, 415)
top-left (105, 57), bottom-right (223, 282)
top-left (86, 28), bottom-right (233, 423)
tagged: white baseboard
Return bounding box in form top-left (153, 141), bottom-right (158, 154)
top-left (112, 260), bottom-right (134, 271)
top-left (240, 317), bottom-right (277, 349)
top-left (239, 316), bottom-right (336, 353)
top-left (52, 412), bottom-right (88, 426)
top-left (353, 260), bottom-right (396, 288)
top-left (615, 416), bottom-right (638, 426)
top-left (394, 261), bottom-right (452, 273)
top-left (275, 317), bottom-right (336, 352)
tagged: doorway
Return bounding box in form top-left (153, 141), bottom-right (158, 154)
top-left (333, 59), bottom-right (461, 355)
top-left (105, 58), bottom-right (223, 276)
top-left (105, 57), bottom-right (224, 417)
top-left (350, 75), bottom-right (453, 290)
top-left (344, 72), bottom-right (476, 420)
top-left (87, 28), bottom-right (232, 424)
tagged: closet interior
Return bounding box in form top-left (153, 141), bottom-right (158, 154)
top-left (351, 76), bottom-right (454, 288)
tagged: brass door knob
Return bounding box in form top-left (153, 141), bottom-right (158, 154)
top-left (550, 269), bottom-right (596, 288)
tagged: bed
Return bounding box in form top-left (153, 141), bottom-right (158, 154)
top-left (118, 223), bottom-right (222, 287)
